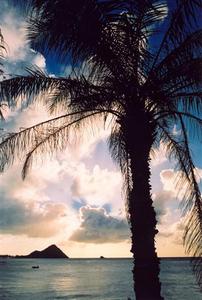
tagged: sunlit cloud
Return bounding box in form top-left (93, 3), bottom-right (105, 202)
top-left (157, 216), bottom-right (185, 245)
top-left (160, 168), bottom-right (202, 202)
top-left (0, 190), bottom-right (70, 237)
top-left (156, 211), bottom-right (187, 256)
top-left (160, 169), bottom-right (178, 192)
top-left (70, 164), bottom-right (122, 209)
top-left (0, 103), bottom-right (124, 244)
top-left (151, 142), bottom-right (167, 167)
top-left (0, 1), bottom-right (46, 76)
top-left (0, 1), bottom-right (198, 258)
top-left (32, 50), bottom-right (46, 69)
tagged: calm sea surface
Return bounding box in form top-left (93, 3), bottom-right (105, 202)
top-left (0, 258), bottom-right (201, 299)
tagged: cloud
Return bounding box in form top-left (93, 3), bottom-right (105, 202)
top-left (157, 217), bottom-right (185, 246)
top-left (0, 1), bottom-right (125, 243)
top-left (152, 169), bottom-right (186, 246)
top-left (0, 2), bottom-right (46, 76)
top-left (160, 168), bottom-right (202, 202)
top-left (70, 164), bottom-right (122, 207)
top-left (195, 168), bottom-right (202, 182)
top-left (151, 142), bottom-right (167, 167)
top-left (153, 169), bottom-right (195, 251)
top-left (0, 152), bottom-right (75, 238)
top-left (172, 221), bottom-right (185, 245)
top-left (160, 169), bottom-right (176, 191)
top-left (160, 168), bottom-right (202, 191)
top-left (0, 190), bottom-right (69, 237)
top-left (159, 168), bottom-right (187, 201)
top-left (0, 103), bottom-right (124, 239)
top-left (153, 190), bottom-right (175, 222)
top-left (70, 206), bottom-right (130, 243)
top-left (0, 3), bottom-right (26, 60)
top-left (32, 50), bottom-right (46, 69)
top-left (172, 124), bottom-right (181, 136)
top-left (0, 0), bottom-right (188, 258)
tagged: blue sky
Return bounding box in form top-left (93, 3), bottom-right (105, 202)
top-left (0, 1), bottom-right (201, 257)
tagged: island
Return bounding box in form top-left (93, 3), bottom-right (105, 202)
top-left (16, 244), bottom-right (69, 259)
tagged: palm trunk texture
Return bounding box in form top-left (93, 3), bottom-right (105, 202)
top-left (124, 110), bottom-right (163, 300)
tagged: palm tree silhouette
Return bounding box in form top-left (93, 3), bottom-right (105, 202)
top-left (0, 1), bottom-right (202, 299)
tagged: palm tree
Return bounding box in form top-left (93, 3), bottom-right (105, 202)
top-left (0, 1), bottom-right (202, 299)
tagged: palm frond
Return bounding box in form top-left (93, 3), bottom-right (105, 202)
top-left (0, 0), bottom-right (201, 291)
top-left (27, 0), bottom-right (128, 63)
top-left (151, 0), bottom-right (202, 68)
top-left (156, 57), bottom-right (202, 93)
top-left (0, 109), bottom-right (107, 178)
top-left (153, 29), bottom-right (202, 78)
top-left (0, 69), bottom-right (60, 107)
top-left (0, 68), bottom-right (116, 110)
top-left (156, 116), bottom-right (202, 288)
top-left (108, 121), bottom-right (132, 219)
top-left (156, 110), bottom-right (202, 140)
top-left (178, 116), bottom-right (202, 289)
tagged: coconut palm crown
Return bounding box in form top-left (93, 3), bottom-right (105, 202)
top-left (0, 1), bottom-right (202, 299)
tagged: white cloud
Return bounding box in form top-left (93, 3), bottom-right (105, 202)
top-left (195, 167), bottom-right (202, 182)
top-left (159, 167), bottom-right (202, 202)
top-left (0, 2), bottom-right (46, 76)
top-left (155, 166), bottom-right (202, 253)
top-left (0, 1), bottom-right (193, 259)
top-left (160, 168), bottom-right (202, 191)
top-left (0, 9), bottom-right (27, 61)
top-left (70, 164), bottom-right (122, 207)
top-left (0, 155), bottom-right (81, 238)
top-left (0, 0), bottom-right (125, 243)
top-left (160, 169), bottom-right (177, 191)
top-left (32, 51), bottom-right (46, 69)
top-left (0, 100), bottom-right (125, 241)
top-left (151, 142), bottom-right (167, 167)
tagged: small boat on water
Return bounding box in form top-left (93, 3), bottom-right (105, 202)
top-left (32, 265), bottom-right (39, 269)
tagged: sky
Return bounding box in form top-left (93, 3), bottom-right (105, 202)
top-left (0, 1), bottom-right (201, 258)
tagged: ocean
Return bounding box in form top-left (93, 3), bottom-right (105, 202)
top-left (0, 258), bottom-right (201, 299)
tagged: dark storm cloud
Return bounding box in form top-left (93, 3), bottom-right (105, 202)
top-left (70, 206), bottom-right (130, 243)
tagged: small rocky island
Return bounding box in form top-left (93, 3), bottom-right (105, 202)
top-left (17, 244), bottom-right (69, 259)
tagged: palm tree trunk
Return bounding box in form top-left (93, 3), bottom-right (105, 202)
top-left (124, 112), bottom-right (163, 300)
top-left (129, 154), bottom-right (163, 300)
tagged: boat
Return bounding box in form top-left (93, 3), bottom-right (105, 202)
top-left (32, 265), bottom-right (39, 269)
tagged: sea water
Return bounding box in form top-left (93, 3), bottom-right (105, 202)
top-left (0, 258), bottom-right (201, 299)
